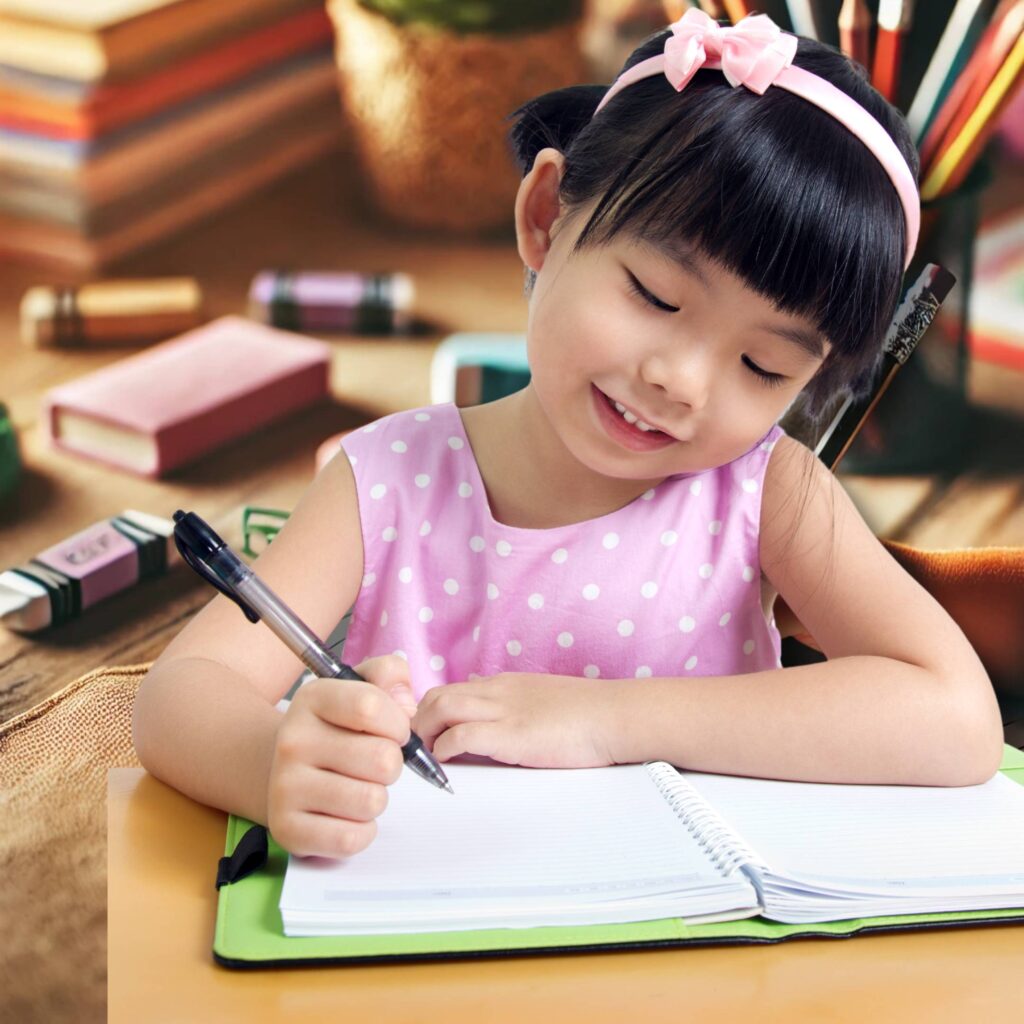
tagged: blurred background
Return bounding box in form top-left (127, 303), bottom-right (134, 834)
top-left (0, 0), bottom-right (1022, 717)
top-left (1, 5), bottom-right (1023, 1019)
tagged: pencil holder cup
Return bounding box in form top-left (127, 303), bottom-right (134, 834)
top-left (836, 158), bottom-right (993, 475)
top-left (326, 0), bottom-right (586, 234)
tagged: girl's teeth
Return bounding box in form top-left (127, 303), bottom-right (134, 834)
top-left (611, 398), bottom-right (658, 433)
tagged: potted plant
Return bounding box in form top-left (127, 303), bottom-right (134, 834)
top-left (327, 0), bottom-right (587, 233)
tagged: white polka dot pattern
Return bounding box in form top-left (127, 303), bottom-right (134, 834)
top-left (338, 403), bottom-right (784, 699)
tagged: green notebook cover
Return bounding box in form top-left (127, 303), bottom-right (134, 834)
top-left (213, 746), bottom-right (1024, 968)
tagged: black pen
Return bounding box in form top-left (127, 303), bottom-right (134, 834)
top-left (814, 262), bottom-right (956, 471)
top-left (172, 510), bottom-right (453, 794)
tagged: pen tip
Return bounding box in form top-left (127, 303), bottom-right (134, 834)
top-left (443, 782), bottom-right (455, 795)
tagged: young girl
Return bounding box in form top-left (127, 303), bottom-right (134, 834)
top-left (133, 10), bottom-right (1004, 860)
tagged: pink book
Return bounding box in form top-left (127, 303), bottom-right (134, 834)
top-left (44, 315), bottom-right (330, 477)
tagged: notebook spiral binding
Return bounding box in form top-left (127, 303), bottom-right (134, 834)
top-left (646, 762), bottom-right (767, 878)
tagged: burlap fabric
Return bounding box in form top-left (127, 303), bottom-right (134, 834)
top-left (0, 663), bottom-right (148, 1024)
top-left (327, 0), bottom-right (587, 232)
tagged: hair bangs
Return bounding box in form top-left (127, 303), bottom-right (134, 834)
top-left (509, 32), bottom-right (919, 420)
top-left (569, 72), bottom-right (906, 376)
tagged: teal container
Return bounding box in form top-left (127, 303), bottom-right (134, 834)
top-left (430, 333), bottom-right (530, 406)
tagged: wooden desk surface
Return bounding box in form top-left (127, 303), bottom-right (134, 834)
top-left (108, 767), bottom-right (1024, 1024)
top-left (2, 150), bottom-right (1024, 733)
top-left (0, 153), bottom-right (526, 720)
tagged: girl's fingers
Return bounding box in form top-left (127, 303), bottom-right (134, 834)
top-left (303, 677), bottom-right (411, 745)
top-left (276, 809), bottom-right (379, 860)
top-left (412, 686), bottom-right (496, 750)
top-left (352, 655), bottom-right (418, 714)
top-left (286, 761), bottom-right (390, 823)
top-left (303, 717), bottom-right (406, 785)
top-left (432, 721), bottom-right (506, 763)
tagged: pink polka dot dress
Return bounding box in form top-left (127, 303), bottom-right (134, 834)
top-left (339, 403), bottom-right (785, 701)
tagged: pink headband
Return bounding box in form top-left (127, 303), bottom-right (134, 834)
top-left (593, 10), bottom-right (920, 268)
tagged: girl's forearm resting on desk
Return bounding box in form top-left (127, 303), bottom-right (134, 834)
top-left (609, 656), bottom-right (1006, 787)
top-left (132, 657), bottom-right (281, 826)
top-left (414, 657), bottom-right (1004, 788)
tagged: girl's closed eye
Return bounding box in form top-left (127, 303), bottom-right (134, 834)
top-left (624, 269), bottom-right (677, 312)
top-left (624, 269), bottom-right (789, 390)
top-left (742, 356), bottom-right (787, 389)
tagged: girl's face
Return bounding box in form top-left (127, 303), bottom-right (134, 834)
top-left (518, 151), bottom-right (831, 482)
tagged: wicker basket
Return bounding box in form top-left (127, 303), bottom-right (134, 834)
top-left (327, 0), bottom-right (587, 233)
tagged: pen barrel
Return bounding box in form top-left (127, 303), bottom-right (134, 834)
top-left (229, 570), bottom-right (342, 679)
top-left (813, 264), bottom-right (955, 473)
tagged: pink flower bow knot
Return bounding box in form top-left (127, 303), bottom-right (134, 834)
top-left (662, 9), bottom-right (799, 96)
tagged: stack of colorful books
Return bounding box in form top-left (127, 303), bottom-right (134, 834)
top-left (0, 0), bottom-right (342, 269)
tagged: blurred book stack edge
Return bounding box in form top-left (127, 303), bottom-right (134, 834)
top-left (0, 0), bottom-right (341, 269)
top-left (967, 208), bottom-right (1024, 415)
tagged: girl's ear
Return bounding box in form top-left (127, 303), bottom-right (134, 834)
top-left (514, 148), bottom-right (567, 275)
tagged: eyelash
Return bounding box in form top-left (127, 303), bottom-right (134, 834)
top-left (625, 271), bottom-right (677, 313)
top-left (625, 272), bottom-right (788, 390)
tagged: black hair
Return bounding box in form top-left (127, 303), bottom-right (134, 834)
top-left (506, 31), bottom-right (920, 429)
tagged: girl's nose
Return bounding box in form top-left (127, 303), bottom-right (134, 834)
top-left (639, 347), bottom-right (710, 410)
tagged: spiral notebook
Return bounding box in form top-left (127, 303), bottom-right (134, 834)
top-left (278, 758), bottom-right (1024, 937)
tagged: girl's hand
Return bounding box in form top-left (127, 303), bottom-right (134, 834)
top-left (265, 655), bottom-right (417, 858)
top-left (412, 674), bottom-right (624, 769)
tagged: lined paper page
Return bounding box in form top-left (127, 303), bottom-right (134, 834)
top-left (280, 763), bottom-right (769, 933)
top-left (683, 770), bottom-right (1024, 887)
top-left (283, 763), bottom-right (729, 902)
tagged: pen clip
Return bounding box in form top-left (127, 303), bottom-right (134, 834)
top-left (172, 510), bottom-right (260, 624)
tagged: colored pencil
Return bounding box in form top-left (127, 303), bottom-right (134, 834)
top-left (723, 0), bottom-right (751, 24)
top-left (872, 0), bottom-right (916, 102)
top-left (696, 0), bottom-right (726, 18)
top-left (785, 0), bottom-right (819, 39)
top-left (661, 0), bottom-right (700, 21)
top-left (906, 0), bottom-right (992, 144)
top-left (838, 0), bottom-right (872, 70)
top-left (919, 0), bottom-right (1024, 170)
top-left (920, 29), bottom-right (1024, 200)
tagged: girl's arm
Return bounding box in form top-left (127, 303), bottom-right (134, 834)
top-left (609, 435), bottom-right (1006, 786)
top-left (413, 437), bottom-right (1005, 787)
top-left (132, 451), bottom-right (411, 853)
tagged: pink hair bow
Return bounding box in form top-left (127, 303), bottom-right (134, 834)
top-left (592, 9), bottom-right (920, 266)
top-left (663, 9), bottom-right (799, 95)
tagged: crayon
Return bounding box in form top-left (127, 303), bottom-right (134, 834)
top-left (20, 278), bottom-right (202, 347)
top-left (249, 270), bottom-right (415, 335)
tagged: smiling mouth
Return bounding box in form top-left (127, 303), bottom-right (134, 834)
top-left (598, 387), bottom-right (673, 438)
top-left (592, 385), bottom-right (680, 451)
